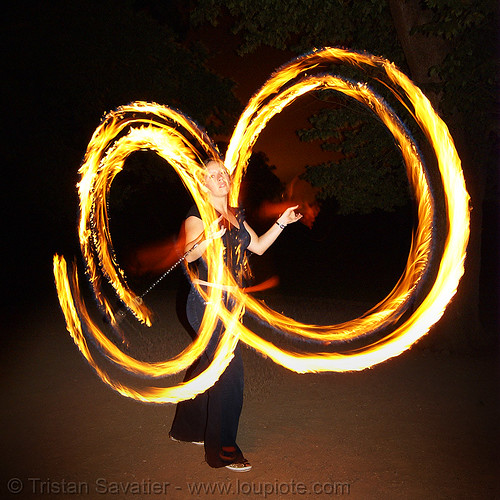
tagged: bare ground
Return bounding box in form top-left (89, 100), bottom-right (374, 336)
top-left (2, 288), bottom-right (499, 499)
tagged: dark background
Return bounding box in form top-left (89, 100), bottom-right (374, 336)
top-left (2, 0), bottom-right (498, 343)
top-left (1, 3), bottom-right (498, 497)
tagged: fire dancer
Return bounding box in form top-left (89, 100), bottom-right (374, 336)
top-left (169, 159), bottom-right (302, 471)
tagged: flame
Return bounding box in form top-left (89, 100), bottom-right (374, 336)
top-left (258, 179), bottom-right (321, 229)
top-left (53, 48), bottom-right (469, 402)
top-left (53, 254), bottom-right (242, 402)
top-left (244, 275), bottom-right (280, 294)
top-left (124, 237), bottom-right (184, 277)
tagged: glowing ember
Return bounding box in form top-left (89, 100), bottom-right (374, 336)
top-left (53, 48), bottom-right (469, 402)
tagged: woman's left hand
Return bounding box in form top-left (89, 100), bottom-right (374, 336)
top-left (278, 205), bottom-right (303, 226)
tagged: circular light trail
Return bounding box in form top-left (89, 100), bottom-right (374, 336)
top-left (53, 48), bottom-right (470, 403)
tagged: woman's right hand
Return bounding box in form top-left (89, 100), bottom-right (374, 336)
top-left (205, 215), bottom-right (226, 241)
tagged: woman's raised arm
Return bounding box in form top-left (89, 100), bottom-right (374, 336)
top-left (245, 205), bottom-right (302, 255)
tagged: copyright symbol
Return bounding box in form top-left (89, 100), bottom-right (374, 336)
top-left (7, 478), bottom-right (23, 494)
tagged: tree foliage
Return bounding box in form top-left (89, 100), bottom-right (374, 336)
top-left (298, 97), bottom-right (411, 214)
top-left (192, 0), bottom-right (498, 212)
top-left (191, 0), bottom-right (412, 213)
top-left (417, 0), bottom-right (498, 133)
top-left (192, 0), bottom-right (498, 342)
top-left (192, 0), bottom-right (404, 63)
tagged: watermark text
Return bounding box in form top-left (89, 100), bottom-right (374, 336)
top-left (6, 477), bottom-right (350, 496)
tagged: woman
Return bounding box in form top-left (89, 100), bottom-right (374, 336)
top-left (169, 159), bottom-right (302, 471)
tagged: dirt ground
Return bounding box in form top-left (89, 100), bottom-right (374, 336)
top-left (2, 287), bottom-right (499, 499)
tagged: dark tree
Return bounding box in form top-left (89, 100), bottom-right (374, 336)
top-left (191, 0), bottom-right (499, 345)
top-left (239, 151), bottom-right (284, 227)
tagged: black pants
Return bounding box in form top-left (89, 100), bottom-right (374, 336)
top-left (170, 288), bottom-right (245, 468)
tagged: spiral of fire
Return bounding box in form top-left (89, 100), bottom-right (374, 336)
top-left (54, 48), bottom-right (469, 403)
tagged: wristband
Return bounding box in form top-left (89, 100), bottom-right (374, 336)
top-left (275, 221), bottom-right (286, 230)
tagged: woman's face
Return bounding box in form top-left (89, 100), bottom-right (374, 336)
top-left (204, 161), bottom-right (231, 197)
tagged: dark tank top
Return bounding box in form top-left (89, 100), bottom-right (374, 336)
top-left (186, 205), bottom-right (251, 287)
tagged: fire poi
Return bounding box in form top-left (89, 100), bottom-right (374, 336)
top-left (53, 48), bottom-right (470, 403)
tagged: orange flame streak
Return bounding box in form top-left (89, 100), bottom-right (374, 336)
top-left (226, 73), bottom-right (434, 340)
top-left (124, 237), bottom-right (184, 276)
top-left (244, 276), bottom-right (280, 294)
top-left (77, 103), bottom-right (220, 326)
top-left (220, 48), bottom-right (469, 370)
top-left (53, 254), bottom-right (243, 402)
top-left (55, 102), bottom-right (249, 401)
top-left (53, 48), bottom-right (469, 402)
